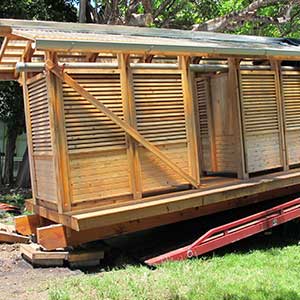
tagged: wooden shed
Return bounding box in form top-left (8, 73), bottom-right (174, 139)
top-left (1, 19), bottom-right (300, 249)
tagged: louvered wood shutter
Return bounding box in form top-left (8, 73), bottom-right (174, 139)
top-left (133, 72), bottom-right (189, 192)
top-left (282, 71), bottom-right (300, 166)
top-left (62, 74), bottom-right (126, 153)
top-left (27, 75), bottom-right (57, 202)
top-left (195, 77), bottom-right (211, 172)
top-left (28, 75), bottom-right (52, 153)
top-left (239, 70), bottom-right (282, 173)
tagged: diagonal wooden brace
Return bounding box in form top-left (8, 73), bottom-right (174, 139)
top-left (46, 60), bottom-right (199, 188)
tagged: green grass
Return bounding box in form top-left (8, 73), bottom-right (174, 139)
top-left (48, 245), bottom-right (300, 300)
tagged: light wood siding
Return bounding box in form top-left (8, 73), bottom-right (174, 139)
top-left (34, 156), bottom-right (57, 202)
top-left (133, 73), bottom-right (189, 191)
top-left (62, 73), bottom-right (130, 203)
top-left (195, 78), bottom-right (211, 171)
top-left (28, 76), bottom-right (52, 153)
top-left (27, 75), bottom-right (57, 204)
top-left (210, 74), bottom-right (237, 173)
top-left (70, 149), bottom-right (130, 202)
top-left (282, 71), bottom-right (300, 166)
top-left (240, 71), bottom-right (282, 173)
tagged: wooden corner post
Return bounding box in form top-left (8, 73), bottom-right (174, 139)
top-left (46, 52), bottom-right (72, 213)
top-left (118, 53), bottom-right (143, 199)
top-left (179, 56), bottom-right (201, 185)
top-left (228, 58), bottom-right (247, 179)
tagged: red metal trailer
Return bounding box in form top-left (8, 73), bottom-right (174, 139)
top-left (146, 197), bottom-right (300, 265)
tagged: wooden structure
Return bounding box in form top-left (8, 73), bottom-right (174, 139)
top-left (1, 19), bottom-right (300, 249)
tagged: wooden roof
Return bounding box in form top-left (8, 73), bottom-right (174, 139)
top-left (1, 18), bottom-right (300, 80)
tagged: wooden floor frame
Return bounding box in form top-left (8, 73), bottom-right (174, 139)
top-left (23, 168), bottom-right (300, 250)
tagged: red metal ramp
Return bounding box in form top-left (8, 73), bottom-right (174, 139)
top-left (146, 198), bottom-right (300, 265)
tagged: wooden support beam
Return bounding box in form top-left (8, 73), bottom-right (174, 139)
top-left (179, 56), bottom-right (200, 184)
top-left (37, 224), bottom-right (68, 250)
top-left (46, 60), bottom-right (199, 188)
top-left (31, 182), bottom-right (300, 249)
top-left (0, 231), bottom-right (29, 244)
top-left (0, 37), bottom-right (9, 61)
top-left (46, 52), bottom-right (72, 213)
top-left (22, 41), bottom-right (35, 63)
top-left (15, 214), bottom-right (41, 236)
top-left (118, 53), bottom-right (143, 198)
top-left (86, 53), bottom-right (99, 62)
top-left (228, 58), bottom-right (248, 179)
top-left (0, 26), bottom-right (12, 37)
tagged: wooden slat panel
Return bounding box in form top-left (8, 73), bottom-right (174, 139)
top-left (70, 149), bottom-right (130, 202)
top-left (134, 73), bottom-right (186, 143)
top-left (195, 78), bottom-right (211, 171)
top-left (27, 76), bottom-right (52, 153)
top-left (282, 71), bottom-right (300, 165)
top-left (240, 71), bottom-right (281, 172)
top-left (62, 73), bottom-right (126, 152)
top-left (140, 143), bottom-right (189, 191)
top-left (133, 73), bottom-right (189, 191)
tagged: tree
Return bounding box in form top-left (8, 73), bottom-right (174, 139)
top-left (0, 81), bottom-right (24, 185)
top-left (78, 0), bottom-right (300, 37)
top-left (0, 0), bottom-right (77, 186)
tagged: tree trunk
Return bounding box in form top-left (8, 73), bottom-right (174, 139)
top-left (3, 127), bottom-right (18, 185)
top-left (79, 0), bottom-right (88, 23)
top-left (16, 147), bottom-right (31, 188)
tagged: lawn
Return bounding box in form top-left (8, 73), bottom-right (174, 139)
top-left (48, 244), bottom-right (300, 300)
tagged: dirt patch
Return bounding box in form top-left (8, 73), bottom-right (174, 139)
top-left (0, 244), bottom-right (81, 300)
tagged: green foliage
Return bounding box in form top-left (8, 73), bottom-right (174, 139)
top-left (48, 245), bottom-right (300, 300)
top-left (0, 81), bottom-right (24, 134)
top-left (0, 0), bottom-right (77, 21)
top-left (0, 193), bottom-right (26, 208)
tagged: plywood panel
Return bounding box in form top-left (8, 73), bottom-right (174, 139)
top-left (69, 149), bottom-right (130, 203)
top-left (240, 71), bottom-right (282, 173)
top-left (34, 156), bottom-right (57, 202)
top-left (282, 71), bottom-right (300, 166)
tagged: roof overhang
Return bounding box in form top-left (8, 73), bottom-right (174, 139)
top-left (0, 18), bottom-right (300, 81)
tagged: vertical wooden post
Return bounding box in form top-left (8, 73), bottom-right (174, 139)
top-left (46, 52), bottom-right (72, 213)
top-left (118, 53), bottom-right (143, 199)
top-left (179, 56), bottom-right (201, 185)
top-left (228, 58), bottom-right (248, 179)
top-left (21, 72), bottom-right (37, 204)
top-left (272, 60), bottom-right (288, 171)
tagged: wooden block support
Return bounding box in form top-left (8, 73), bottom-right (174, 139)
top-left (37, 224), bottom-right (68, 250)
top-left (21, 243), bottom-right (68, 267)
top-left (21, 243), bottom-right (104, 267)
top-left (15, 215), bottom-right (41, 236)
top-left (0, 229), bottom-right (30, 244)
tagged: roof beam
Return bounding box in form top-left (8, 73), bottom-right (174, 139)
top-left (0, 37), bottom-right (9, 61)
top-left (0, 26), bottom-right (11, 37)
